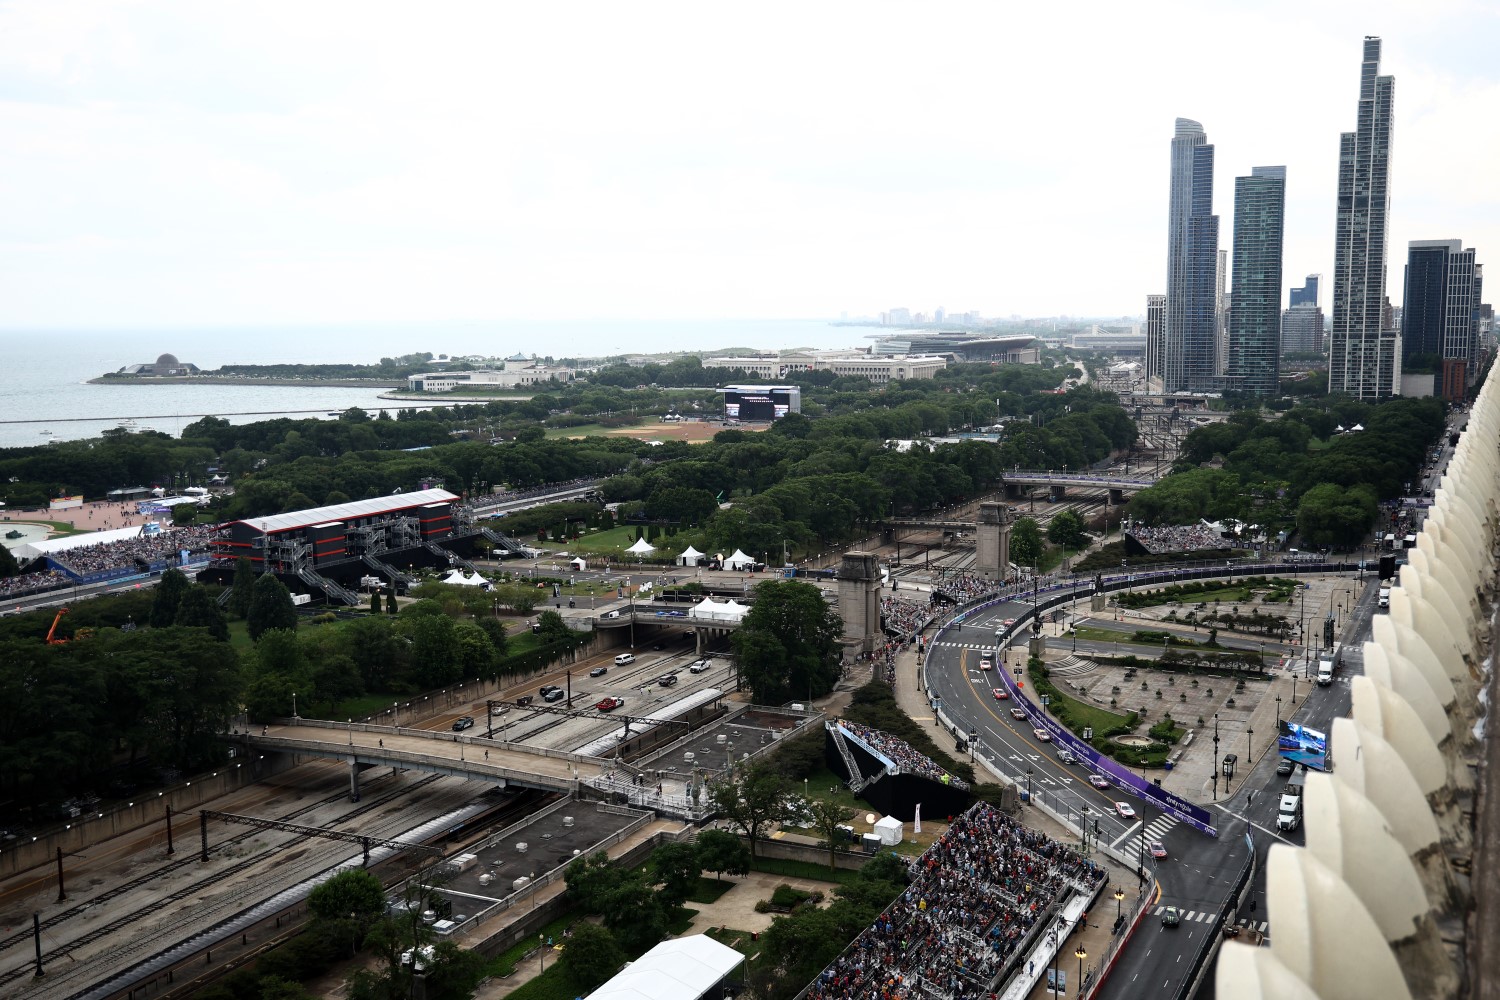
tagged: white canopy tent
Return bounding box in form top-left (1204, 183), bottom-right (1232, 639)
top-left (722, 548), bottom-right (757, 571)
top-left (688, 597), bottom-right (750, 623)
top-left (873, 815), bottom-right (903, 846)
top-left (677, 545), bottom-right (705, 566)
top-left (569, 556), bottom-right (588, 571)
top-left (586, 934), bottom-right (743, 1000)
top-left (442, 569), bottom-right (488, 587)
top-left (626, 536), bottom-right (656, 556)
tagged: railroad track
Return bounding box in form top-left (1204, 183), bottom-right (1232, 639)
top-left (0, 774), bottom-right (442, 993)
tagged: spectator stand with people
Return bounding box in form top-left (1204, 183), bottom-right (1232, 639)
top-left (838, 720), bottom-right (971, 792)
top-left (805, 801), bottom-right (1106, 1000)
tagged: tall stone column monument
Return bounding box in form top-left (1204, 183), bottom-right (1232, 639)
top-left (975, 501), bottom-right (1011, 579)
top-left (837, 551), bottom-right (882, 654)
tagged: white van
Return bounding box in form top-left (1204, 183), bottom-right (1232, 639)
top-left (614, 653), bottom-right (636, 666)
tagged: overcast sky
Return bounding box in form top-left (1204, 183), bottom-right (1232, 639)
top-left (0, 0), bottom-right (1496, 327)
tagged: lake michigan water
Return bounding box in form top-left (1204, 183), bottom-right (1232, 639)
top-left (0, 319), bottom-right (864, 448)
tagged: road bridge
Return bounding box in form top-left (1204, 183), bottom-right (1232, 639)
top-left (1000, 470), bottom-right (1159, 504)
top-left (239, 720), bottom-right (602, 800)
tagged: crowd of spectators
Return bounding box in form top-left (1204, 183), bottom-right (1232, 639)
top-left (53, 525), bottom-right (216, 575)
top-left (1128, 523), bottom-right (1225, 555)
top-left (933, 573), bottom-right (999, 605)
top-left (881, 596), bottom-right (933, 641)
top-left (0, 569), bottom-right (70, 599)
top-left (466, 476), bottom-right (600, 511)
top-left (807, 802), bottom-right (1105, 1000)
top-left (838, 720), bottom-right (970, 792)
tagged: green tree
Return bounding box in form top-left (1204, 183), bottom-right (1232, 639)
top-left (731, 580), bottom-right (843, 705)
top-left (370, 591), bottom-right (382, 614)
top-left (0, 542), bottom-right (19, 578)
top-left (709, 762), bottom-right (792, 859)
top-left (1010, 516), bottom-right (1043, 568)
top-left (228, 556), bottom-right (256, 618)
top-left (1046, 509), bottom-right (1087, 551)
top-left (563, 851), bottom-right (617, 912)
top-left (695, 828), bottom-right (750, 883)
top-left (308, 869), bottom-right (388, 924)
top-left (247, 574), bottom-right (298, 641)
top-left (805, 797), bottom-right (851, 873)
top-left (599, 877), bottom-right (667, 953)
top-left (149, 568), bottom-right (191, 628)
top-left (174, 586), bottom-right (230, 642)
top-left (558, 922), bottom-right (626, 994)
top-left (1295, 482), bottom-right (1378, 549)
top-left (647, 840), bottom-right (702, 908)
top-left (535, 609), bottom-right (571, 643)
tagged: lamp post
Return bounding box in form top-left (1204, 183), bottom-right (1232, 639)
top-left (1291, 674), bottom-right (1297, 704)
top-left (1076, 947), bottom-right (1087, 997)
top-left (292, 692), bottom-right (298, 719)
top-left (1246, 726), bottom-right (1254, 759)
top-left (1275, 694), bottom-right (1282, 731)
top-left (1025, 767), bottom-right (1033, 802)
top-left (1211, 715), bottom-right (1220, 800)
top-left (1114, 887), bottom-right (1125, 926)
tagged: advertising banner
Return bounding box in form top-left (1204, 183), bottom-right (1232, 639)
top-left (49, 495), bottom-right (84, 511)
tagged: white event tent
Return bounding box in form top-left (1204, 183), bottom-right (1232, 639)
top-left (722, 548), bottom-right (757, 571)
top-left (626, 537), bottom-right (656, 556)
top-left (676, 544), bottom-right (705, 566)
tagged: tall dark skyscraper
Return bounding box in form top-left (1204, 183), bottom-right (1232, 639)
top-left (1329, 37), bottom-right (1398, 399)
top-left (1402, 239), bottom-right (1483, 402)
top-left (1289, 274), bottom-right (1321, 308)
top-left (1226, 166), bottom-right (1286, 396)
top-left (1145, 293), bottom-right (1166, 384)
top-left (1164, 118), bottom-right (1220, 394)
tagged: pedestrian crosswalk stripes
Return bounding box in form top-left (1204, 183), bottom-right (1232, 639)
top-left (1120, 813), bottom-right (1178, 859)
top-left (1153, 904), bottom-right (1268, 934)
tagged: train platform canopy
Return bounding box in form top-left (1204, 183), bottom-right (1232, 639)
top-left (225, 488), bottom-right (460, 535)
top-left (14, 523), bottom-right (155, 561)
top-left (586, 934), bottom-right (742, 1000)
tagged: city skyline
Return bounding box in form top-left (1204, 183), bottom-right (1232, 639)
top-left (0, 4), bottom-right (1496, 328)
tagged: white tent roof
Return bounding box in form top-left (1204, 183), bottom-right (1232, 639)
top-left (586, 934), bottom-right (743, 1000)
top-left (723, 548), bottom-right (755, 567)
top-left (463, 571), bottom-right (489, 587)
top-left (691, 597), bottom-right (721, 616)
top-left (16, 523), bottom-right (157, 561)
top-left (441, 569), bottom-right (471, 586)
top-left (627, 537), bottom-right (656, 555)
top-left (678, 544), bottom-right (704, 559)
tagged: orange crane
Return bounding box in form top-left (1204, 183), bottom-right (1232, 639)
top-left (45, 607), bottom-right (70, 644)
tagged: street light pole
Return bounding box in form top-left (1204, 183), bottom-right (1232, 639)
top-left (1246, 726), bottom-right (1254, 759)
top-left (1275, 695), bottom-right (1282, 731)
top-left (1212, 715), bottom-right (1220, 800)
top-left (1076, 947), bottom-right (1087, 998)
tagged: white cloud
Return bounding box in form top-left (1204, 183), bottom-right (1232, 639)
top-left (0, 0), bottom-right (1494, 324)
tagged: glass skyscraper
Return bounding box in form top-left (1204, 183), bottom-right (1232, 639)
top-left (1329, 37), bottom-right (1398, 398)
top-left (1227, 166), bottom-right (1286, 396)
top-left (1164, 118), bottom-right (1220, 394)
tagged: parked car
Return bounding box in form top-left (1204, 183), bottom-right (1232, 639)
top-left (1114, 801), bottom-right (1137, 819)
top-left (451, 716), bottom-right (474, 732)
top-left (515, 695), bottom-right (534, 707)
top-left (1149, 841), bottom-right (1168, 859)
top-left (658, 674), bottom-right (678, 687)
top-left (595, 697), bottom-right (623, 712)
top-left (1088, 774), bottom-right (1110, 790)
top-left (1276, 757), bottom-right (1295, 776)
top-left (589, 666), bottom-right (608, 678)
top-left (689, 660), bottom-right (711, 674)
top-left (543, 688), bottom-right (566, 702)
top-left (539, 684), bottom-right (560, 696)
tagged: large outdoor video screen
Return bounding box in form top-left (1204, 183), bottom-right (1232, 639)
top-left (1278, 721), bottom-right (1329, 771)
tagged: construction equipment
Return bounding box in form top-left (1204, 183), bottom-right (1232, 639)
top-left (45, 607), bottom-right (70, 644)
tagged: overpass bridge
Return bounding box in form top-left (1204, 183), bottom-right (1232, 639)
top-left (239, 719), bottom-right (601, 801)
top-left (1000, 470), bottom-right (1159, 504)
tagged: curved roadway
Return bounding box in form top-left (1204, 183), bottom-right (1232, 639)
top-left (921, 566), bottom-right (1364, 998)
